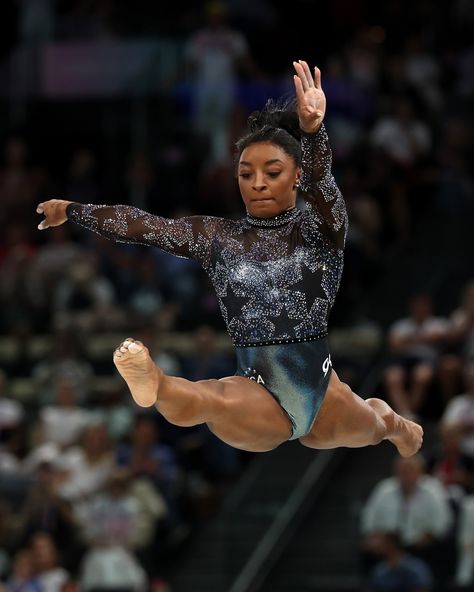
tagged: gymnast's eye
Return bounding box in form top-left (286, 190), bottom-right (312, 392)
top-left (267, 171), bottom-right (281, 178)
top-left (238, 173), bottom-right (251, 179)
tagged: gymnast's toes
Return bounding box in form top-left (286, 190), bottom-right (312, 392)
top-left (114, 338), bottom-right (145, 360)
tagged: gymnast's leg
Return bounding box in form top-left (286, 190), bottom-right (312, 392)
top-left (300, 370), bottom-right (423, 457)
top-left (113, 338), bottom-right (292, 452)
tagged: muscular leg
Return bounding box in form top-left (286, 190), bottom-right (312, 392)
top-left (300, 370), bottom-right (423, 457)
top-left (113, 338), bottom-right (292, 452)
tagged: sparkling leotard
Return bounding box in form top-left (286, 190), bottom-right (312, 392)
top-left (67, 125), bottom-right (347, 349)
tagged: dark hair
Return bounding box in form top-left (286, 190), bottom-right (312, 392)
top-left (235, 99), bottom-right (302, 166)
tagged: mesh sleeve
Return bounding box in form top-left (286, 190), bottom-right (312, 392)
top-left (66, 203), bottom-right (225, 266)
top-left (298, 124), bottom-right (348, 251)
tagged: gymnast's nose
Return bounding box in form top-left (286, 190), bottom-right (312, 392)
top-left (252, 172), bottom-right (267, 191)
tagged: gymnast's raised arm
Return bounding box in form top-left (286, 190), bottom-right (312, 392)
top-left (293, 61), bottom-right (348, 252)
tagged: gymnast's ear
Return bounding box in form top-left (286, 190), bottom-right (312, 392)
top-left (293, 170), bottom-right (301, 189)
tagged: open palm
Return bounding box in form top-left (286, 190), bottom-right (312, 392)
top-left (293, 60), bottom-right (326, 133)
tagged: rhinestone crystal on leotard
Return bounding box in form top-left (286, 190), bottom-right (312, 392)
top-left (67, 124), bottom-right (348, 347)
top-left (246, 207), bottom-right (301, 227)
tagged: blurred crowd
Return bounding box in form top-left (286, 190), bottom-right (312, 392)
top-left (359, 285), bottom-right (474, 591)
top-left (0, 0), bottom-right (474, 591)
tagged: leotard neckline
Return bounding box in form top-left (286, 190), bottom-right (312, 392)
top-left (245, 207), bottom-right (301, 228)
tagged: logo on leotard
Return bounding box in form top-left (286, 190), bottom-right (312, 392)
top-left (322, 354), bottom-right (332, 377)
top-left (244, 367), bottom-right (265, 385)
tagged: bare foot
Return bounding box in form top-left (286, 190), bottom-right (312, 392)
top-left (113, 338), bottom-right (161, 407)
top-left (389, 416), bottom-right (424, 457)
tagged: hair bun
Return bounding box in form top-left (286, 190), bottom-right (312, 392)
top-left (246, 99), bottom-right (301, 141)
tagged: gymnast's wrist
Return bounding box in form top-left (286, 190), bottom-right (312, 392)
top-left (65, 201), bottom-right (77, 218)
top-left (300, 123), bottom-right (324, 137)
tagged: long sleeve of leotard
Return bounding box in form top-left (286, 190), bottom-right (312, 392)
top-left (66, 203), bottom-right (226, 267)
top-left (298, 124), bottom-right (348, 251)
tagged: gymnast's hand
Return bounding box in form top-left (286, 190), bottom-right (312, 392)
top-left (293, 60), bottom-right (326, 134)
top-left (36, 199), bottom-right (72, 230)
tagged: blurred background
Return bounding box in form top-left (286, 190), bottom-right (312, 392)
top-left (0, 1), bottom-right (473, 591)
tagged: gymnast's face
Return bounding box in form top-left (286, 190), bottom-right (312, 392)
top-left (238, 142), bottom-right (300, 218)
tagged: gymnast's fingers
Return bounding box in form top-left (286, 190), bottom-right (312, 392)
top-left (299, 60), bottom-right (315, 87)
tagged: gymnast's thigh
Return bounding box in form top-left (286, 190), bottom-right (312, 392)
top-left (205, 376), bottom-right (292, 452)
top-left (299, 370), bottom-right (372, 448)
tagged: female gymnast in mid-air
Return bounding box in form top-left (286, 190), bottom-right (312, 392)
top-left (37, 60), bottom-right (423, 457)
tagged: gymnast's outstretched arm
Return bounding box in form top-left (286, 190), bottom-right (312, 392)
top-left (36, 199), bottom-right (229, 265)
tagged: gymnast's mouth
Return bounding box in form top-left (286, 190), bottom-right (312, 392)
top-left (251, 197), bottom-right (274, 202)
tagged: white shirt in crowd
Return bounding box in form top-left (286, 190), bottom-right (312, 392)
top-left (389, 316), bottom-right (449, 362)
top-left (37, 567), bottom-right (69, 592)
top-left (56, 447), bottom-right (115, 501)
top-left (442, 393), bottom-right (474, 457)
top-left (0, 397), bottom-right (24, 429)
top-left (361, 474), bottom-right (452, 545)
top-left (370, 117), bottom-right (431, 166)
top-left (456, 495), bottom-right (474, 586)
top-left (185, 27), bottom-right (247, 87)
top-left (40, 406), bottom-right (91, 448)
top-left (80, 545), bottom-right (147, 592)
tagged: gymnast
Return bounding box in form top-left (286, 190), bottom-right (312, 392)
top-left (37, 60), bottom-right (423, 457)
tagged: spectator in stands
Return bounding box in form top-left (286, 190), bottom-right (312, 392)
top-left (429, 423), bottom-right (468, 500)
top-left (361, 455), bottom-right (452, 577)
top-left (29, 532), bottom-right (70, 592)
top-left (448, 279), bottom-right (474, 364)
top-left (55, 422), bottom-right (116, 502)
top-left (0, 382), bottom-right (29, 485)
top-left (436, 279), bottom-right (474, 405)
top-left (319, 56), bottom-right (371, 159)
top-left (53, 255), bottom-right (124, 332)
top-left (150, 245), bottom-right (202, 327)
top-left (13, 461), bottom-right (79, 568)
top-left (370, 97), bottom-right (431, 169)
top-left (4, 549), bottom-right (42, 592)
top-left (402, 34), bottom-right (442, 114)
top-left (0, 501), bottom-right (13, 581)
top-left (30, 225), bottom-right (85, 322)
top-left (32, 331), bottom-right (93, 405)
top-left (367, 531), bottom-right (433, 592)
top-left (75, 466), bottom-right (167, 577)
top-left (0, 222), bottom-right (40, 332)
top-left (117, 415), bottom-right (179, 499)
top-left (441, 363), bottom-right (474, 471)
top-left (435, 117), bottom-right (474, 219)
top-left (65, 149), bottom-right (100, 205)
top-left (384, 293), bottom-right (449, 418)
top-left (142, 327), bottom-right (182, 378)
top-left (92, 385), bottom-right (135, 443)
top-left (184, 1), bottom-right (258, 165)
top-left (75, 467), bottom-right (167, 550)
top-left (0, 138), bottom-right (37, 221)
top-left (35, 380), bottom-right (91, 449)
top-left (79, 543), bottom-right (147, 592)
top-left (0, 370), bottom-right (24, 437)
top-left (127, 255), bottom-right (164, 324)
top-left (456, 493), bottom-right (474, 588)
